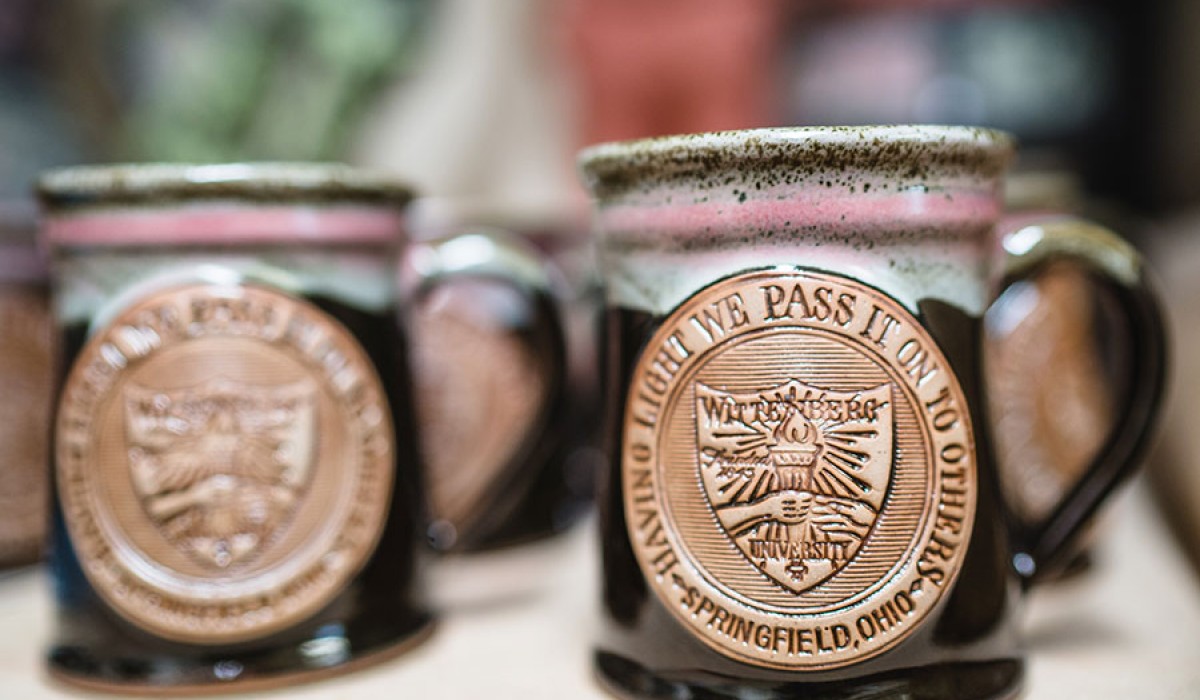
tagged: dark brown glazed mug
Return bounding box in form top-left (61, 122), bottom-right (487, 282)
top-left (38, 164), bottom-right (432, 694)
top-left (579, 127), bottom-right (1166, 699)
top-left (0, 200), bottom-right (52, 569)
top-left (404, 228), bottom-right (573, 553)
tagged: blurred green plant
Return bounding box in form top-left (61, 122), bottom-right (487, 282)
top-left (79, 0), bottom-right (429, 162)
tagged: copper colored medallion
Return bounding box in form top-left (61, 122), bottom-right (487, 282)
top-left (56, 284), bottom-right (395, 644)
top-left (622, 269), bottom-right (976, 670)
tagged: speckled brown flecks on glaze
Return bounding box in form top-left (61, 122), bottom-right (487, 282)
top-left (579, 127), bottom-right (1013, 318)
top-left (598, 220), bottom-right (991, 257)
top-left (578, 126), bottom-right (1015, 202)
top-left (37, 163), bottom-right (413, 211)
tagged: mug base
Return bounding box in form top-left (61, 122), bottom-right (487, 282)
top-left (46, 614), bottom-right (435, 696)
top-left (594, 650), bottom-right (1022, 700)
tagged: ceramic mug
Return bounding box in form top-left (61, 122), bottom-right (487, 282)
top-left (0, 200), bottom-right (51, 569)
top-left (404, 228), bottom-right (572, 553)
top-left (38, 164), bottom-right (432, 693)
top-left (579, 126), bottom-right (1165, 699)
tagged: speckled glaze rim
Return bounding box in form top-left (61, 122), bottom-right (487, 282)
top-left (37, 162), bottom-right (413, 210)
top-left (578, 125), bottom-right (1015, 199)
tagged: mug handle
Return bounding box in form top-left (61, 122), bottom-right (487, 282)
top-left (994, 217), bottom-right (1167, 585)
top-left (404, 229), bottom-right (568, 550)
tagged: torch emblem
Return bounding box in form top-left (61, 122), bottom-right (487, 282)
top-left (695, 379), bottom-right (893, 593)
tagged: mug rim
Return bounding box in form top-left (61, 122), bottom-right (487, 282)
top-left (37, 162), bottom-right (413, 210)
top-left (37, 163), bottom-right (412, 248)
top-left (578, 125), bottom-right (1015, 198)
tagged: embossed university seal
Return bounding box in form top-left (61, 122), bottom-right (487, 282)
top-left (56, 284), bottom-right (395, 644)
top-left (622, 269), bottom-right (976, 670)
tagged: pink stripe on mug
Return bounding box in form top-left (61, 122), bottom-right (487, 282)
top-left (597, 187), bottom-right (1000, 238)
top-left (43, 205), bottom-right (406, 247)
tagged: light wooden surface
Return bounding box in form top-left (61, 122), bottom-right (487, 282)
top-left (1, 482), bottom-right (1196, 699)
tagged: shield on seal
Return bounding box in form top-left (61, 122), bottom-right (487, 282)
top-left (123, 377), bottom-right (317, 569)
top-left (695, 379), bottom-right (893, 593)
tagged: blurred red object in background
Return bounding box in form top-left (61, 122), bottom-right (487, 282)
top-left (565, 0), bottom-right (785, 145)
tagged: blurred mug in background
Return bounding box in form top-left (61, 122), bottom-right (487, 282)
top-left (39, 164), bottom-right (433, 693)
top-left (0, 200), bottom-right (52, 570)
top-left (403, 199), bottom-right (600, 602)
